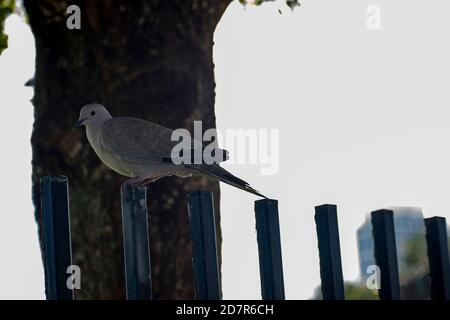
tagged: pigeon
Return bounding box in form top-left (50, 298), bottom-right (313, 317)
top-left (74, 103), bottom-right (266, 198)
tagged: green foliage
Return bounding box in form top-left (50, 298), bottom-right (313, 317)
top-left (239, 0), bottom-right (300, 9)
top-left (401, 234), bottom-right (428, 279)
top-left (344, 282), bottom-right (378, 300)
top-left (286, 0), bottom-right (300, 9)
top-left (311, 281), bottom-right (378, 300)
top-left (0, 0), bottom-right (15, 55)
top-left (399, 235), bottom-right (430, 299)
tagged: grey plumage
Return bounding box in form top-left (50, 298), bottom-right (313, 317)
top-left (75, 103), bottom-right (266, 198)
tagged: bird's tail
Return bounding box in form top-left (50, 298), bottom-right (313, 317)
top-left (187, 164), bottom-right (267, 198)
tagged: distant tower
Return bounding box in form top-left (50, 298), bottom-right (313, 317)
top-left (356, 207), bottom-right (426, 281)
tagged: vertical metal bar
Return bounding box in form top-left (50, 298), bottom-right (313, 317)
top-left (371, 209), bottom-right (401, 300)
top-left (254, 199), bottom-right (285, 300)
top-left (120, 183), bottom-right (152, 300)
top-left (187, 191), bottom-right (221, 300)
top-left (314, 204), bottom-right (345, 300)
top-left (40, 176), bottom-right (74, 300)
top-left (425, 217), bottom-right (450, 300)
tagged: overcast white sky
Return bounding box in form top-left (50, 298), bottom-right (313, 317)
top-left (1, 0), bottom-right (450, 299)
top-left (0, 13), bottom-right (41, 299)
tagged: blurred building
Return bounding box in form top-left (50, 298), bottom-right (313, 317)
top-left (356, 207), bottom-right (426, 281)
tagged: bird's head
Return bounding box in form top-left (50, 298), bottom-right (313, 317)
top-left (74, 103), bottom-right (112, 130)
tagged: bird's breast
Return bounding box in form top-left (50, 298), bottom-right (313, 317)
top-left (86, 128), bottom-right (134, 177)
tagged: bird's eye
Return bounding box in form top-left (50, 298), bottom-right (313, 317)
top-left (91, 111), bottom-right (96, 116)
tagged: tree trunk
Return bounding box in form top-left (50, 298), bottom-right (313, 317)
top-left (24, 0), bottom-right (231, 299)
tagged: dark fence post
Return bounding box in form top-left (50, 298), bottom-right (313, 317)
top-left (254, 199), bottom-right (285, 300)
top-left (371, 209), bottom-right (401, 300)
top-left (314, 204), bottom-right (345, 300)
top-left (40, 175), bottom-right (74, 300)
top-left (425, 217), bottom-right (450, 300)
top-left (187, 191), bottom-right (221, 300)
top-left (120, 183), bottom-right (152, 300)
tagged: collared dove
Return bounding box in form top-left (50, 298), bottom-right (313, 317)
top-left (74, 103), bottom-right (266, 198)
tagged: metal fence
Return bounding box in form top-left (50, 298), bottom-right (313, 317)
top-left (37, 175), bottom-right (450, 300)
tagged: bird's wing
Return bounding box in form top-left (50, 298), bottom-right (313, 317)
top-left (100, 117), bottom-right (229, 166)
top-left (99, 117), bottom-right (177, 165)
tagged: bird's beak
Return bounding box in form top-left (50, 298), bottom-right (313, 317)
top-left (73, 118), bottom-right (87, 129)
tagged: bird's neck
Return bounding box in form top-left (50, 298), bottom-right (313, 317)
top-left (86, 118), bottom-right (107, 147)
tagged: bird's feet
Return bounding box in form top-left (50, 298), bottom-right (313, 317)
top-left (122, 176), bottom-right (161, 188)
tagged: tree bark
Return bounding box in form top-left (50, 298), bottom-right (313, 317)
top-left (24, 0), bottom-right (231, 299)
